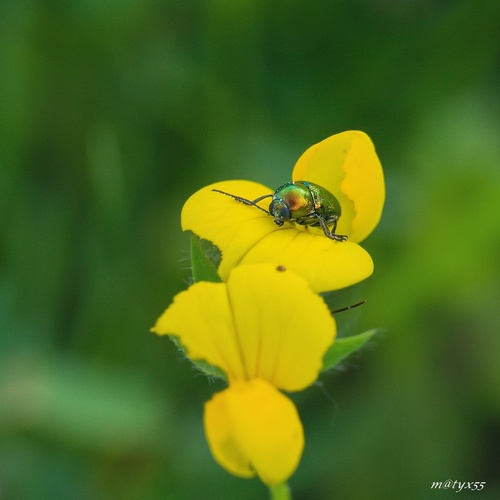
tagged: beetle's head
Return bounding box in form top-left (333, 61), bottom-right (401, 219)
top-left (269, 198), bottom-right (290, 226)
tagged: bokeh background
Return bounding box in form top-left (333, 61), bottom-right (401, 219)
top-left (1, 1), bottom-right (500, 499)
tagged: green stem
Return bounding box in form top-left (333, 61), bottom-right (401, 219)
top-left (269, 482), bottom-right (291, 500)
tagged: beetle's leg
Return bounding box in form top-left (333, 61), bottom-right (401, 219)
top-left (212, 189), bottom-right (273, 216)
top-left (331, 300), bottom-right (365, 314)
top-left (315, 215), bottom-right (348, 241)
top-left (252, 193), bottom-right (273, 204)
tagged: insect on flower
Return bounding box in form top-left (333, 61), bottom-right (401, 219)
top-left (213, 180), bottom-right (347, 242)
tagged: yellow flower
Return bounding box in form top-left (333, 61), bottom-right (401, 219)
top-left (152, 264), bottom-right (336, 485)
top-left (204, 379), bottom-right (303, 486)
top-left (182, 131), bottom-right (385, 293)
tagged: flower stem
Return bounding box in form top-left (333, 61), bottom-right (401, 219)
top-left (269, 482), bottom-right (291, 500)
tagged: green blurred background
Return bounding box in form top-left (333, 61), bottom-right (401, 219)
top-left (1, 1), bottom-right (499, 499)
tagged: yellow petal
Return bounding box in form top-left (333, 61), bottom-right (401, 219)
top-left (151, 281), bottom-right (246, 380)
top-left (292, 131), bottom-right (385, 243)
top-left (204, 379), bottom-right (304, 486)
top-left (182, 180), bottom-right (276, 268)
top-left (239, 230), bottom-right (373, 293)
top-left (226, 265), bottom-right (336, 391)
top-left (182, 180), bottom-right (373, 292)
top-left (152, 265), bottom-right (335, 390)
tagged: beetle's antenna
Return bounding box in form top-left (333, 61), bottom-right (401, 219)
top-left (212, 189), bottom-right (272, 216)
top-left (331, 300), bottom-right (365, 314)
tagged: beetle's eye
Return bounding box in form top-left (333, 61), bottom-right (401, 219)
top-left (279, 205), bottom-right (291, 220)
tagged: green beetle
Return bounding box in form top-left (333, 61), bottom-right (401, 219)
top-left (213, 181), bottom-right (347, 241)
